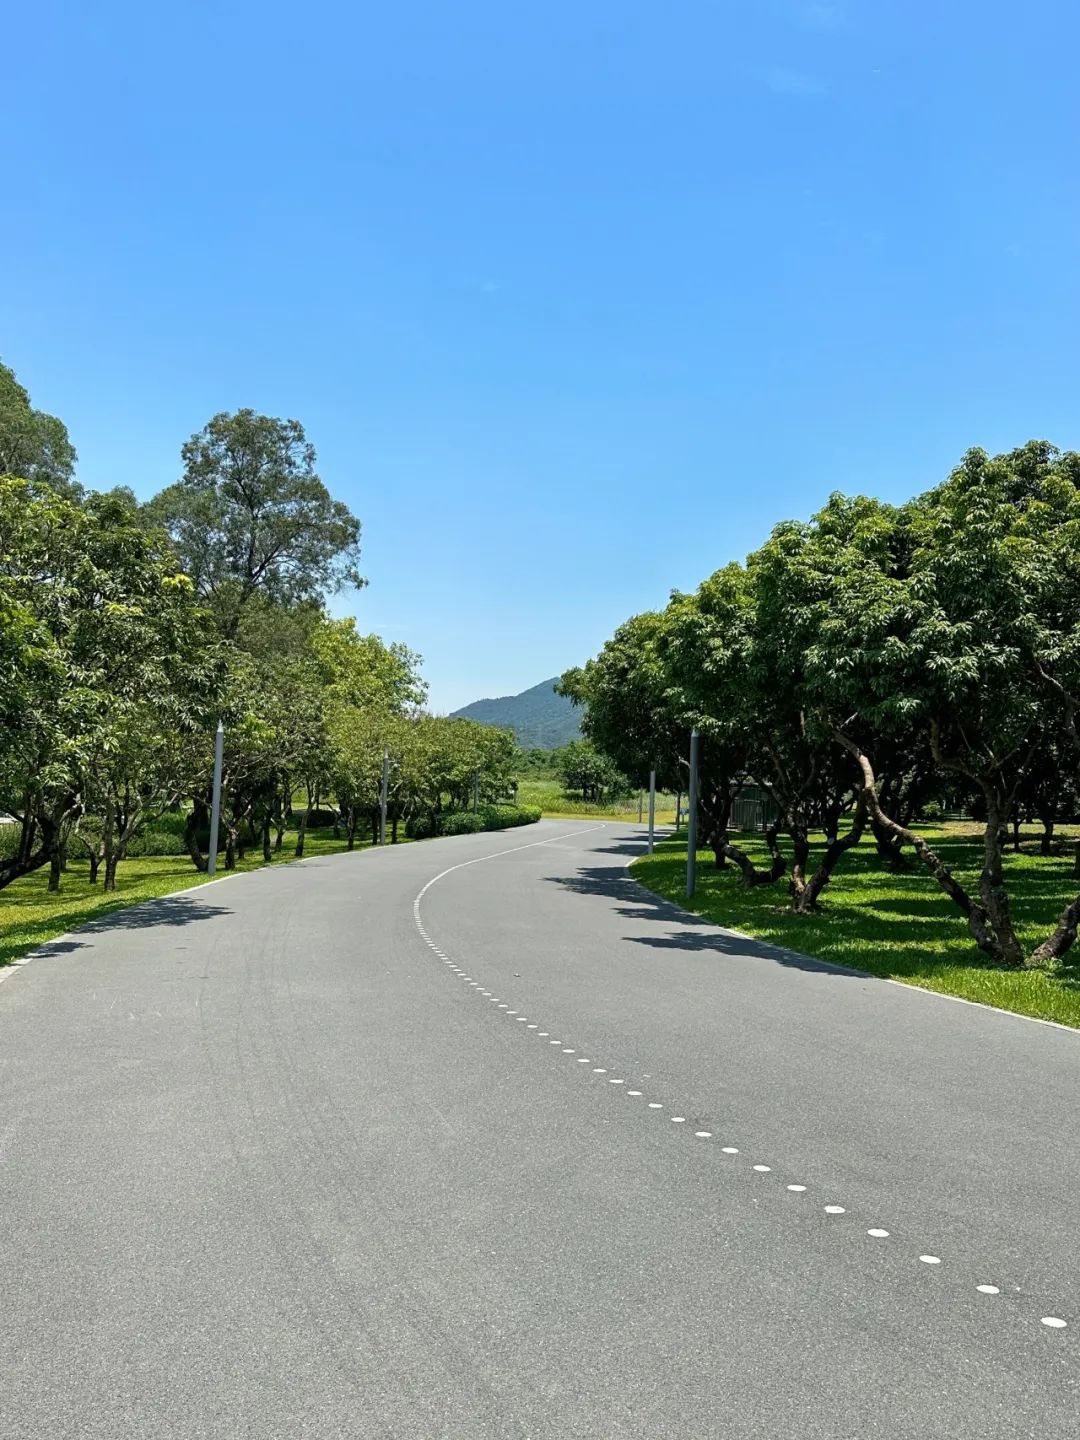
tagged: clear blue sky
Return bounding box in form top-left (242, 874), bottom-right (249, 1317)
top-left (5, 1), bottom-right (1078, 712)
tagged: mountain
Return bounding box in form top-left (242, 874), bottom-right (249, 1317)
top-left (450, 677), bottom-right (582, 750)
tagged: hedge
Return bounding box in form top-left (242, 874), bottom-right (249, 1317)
top-left (406, 805), bottom-right (542, 841)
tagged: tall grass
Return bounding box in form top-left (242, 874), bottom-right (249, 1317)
top-left (516, 777), bottom-right (680, 823)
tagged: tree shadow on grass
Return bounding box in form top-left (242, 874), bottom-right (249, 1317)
top-left (1, 895), bottom-right (234, 967)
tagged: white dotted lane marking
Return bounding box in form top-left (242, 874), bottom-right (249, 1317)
top-left (413, 827), bottom-right (1071, 1338)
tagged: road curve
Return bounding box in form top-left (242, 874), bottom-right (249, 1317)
top-left (1, 820), bottom-right (1077, 1439)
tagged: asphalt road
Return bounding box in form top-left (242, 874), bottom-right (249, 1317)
top-left (1, 819), bottom-right (1077, 1439)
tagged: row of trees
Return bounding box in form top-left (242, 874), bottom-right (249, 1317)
top-left (0, 364), bottom-right (516, 894)
top-left (561, 441), bottom-right (1080, 970)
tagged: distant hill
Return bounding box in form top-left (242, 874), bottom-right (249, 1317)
top-left (450, 677), bottom-right (582, 751)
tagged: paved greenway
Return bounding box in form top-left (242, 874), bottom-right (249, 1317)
top-left (1, 820), bottom-right (1076, 1439)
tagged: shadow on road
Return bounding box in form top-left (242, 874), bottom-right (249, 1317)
top-left (20, 894), bottom-right (234, 961)
top-left (546, 849), bottom-right (868, 981)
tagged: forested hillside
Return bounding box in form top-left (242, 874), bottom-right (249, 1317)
top-left (451, 677), bottom-right (581, 750)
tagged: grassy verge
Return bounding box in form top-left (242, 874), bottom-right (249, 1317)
top-left (632, 826), bottom-right (1080, 1029)
top-left (516, 776), bottom-right (679, 824)
top-left (0, 829), bottom-right (388, 970)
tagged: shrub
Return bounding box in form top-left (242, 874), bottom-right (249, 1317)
top-left (406, 805), bottom-right (541, 841)
top-left (298, 806), bottom-right (340, 829)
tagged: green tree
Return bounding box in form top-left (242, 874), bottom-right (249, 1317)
top-left (0, 361), bottom-right (78, 494)
top-left (148, 409), bottom-right (365, 634)
top-left (0, 479), bottom-right (223, 891)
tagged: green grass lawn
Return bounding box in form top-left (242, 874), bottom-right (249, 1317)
top-left (516, 776), bottom-right (680, 824)
top-left (0, 828), bottom-right (389, 970)
top-left (632, 826), bottom-right (1080, 1028)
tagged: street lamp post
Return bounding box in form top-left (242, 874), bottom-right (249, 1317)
top-left (207, 719), bottom-right (224, 877)
top-left (686, 729), bottom-right (699, 898)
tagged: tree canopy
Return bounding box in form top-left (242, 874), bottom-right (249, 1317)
top-left (567, 441), bottom-right (1080, 966)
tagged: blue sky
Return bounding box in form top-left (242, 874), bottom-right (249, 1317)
top-left (5, 0), bottom-right (1079, 712)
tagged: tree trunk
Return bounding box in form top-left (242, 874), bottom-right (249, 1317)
top-left (184, 804), bottom-right (208, 872)
top-left (786, 818), bottom-right (812, 908)
top-left (1037, 805), bottom-right (1056, 856)
top-left (872, 817), bottom-right (909, 868)
top-left (262, 812), bottom-right (273, 863)
top-left (1011, 814), bottom-right (1022, 853)
top-left (978, 794), bottom-right (1024, 967)
top-left (721, 836), bottom-right (786, 886)
top-left (1030, 893), bottom-right (1080, 967)
top-left (101, 794), bottom-right (120, 893)
top-left (346, 808), bottom-right (357, 851)
top-left (0, 837), bottom-right (51, 891)
top-left (88, 848), bottom-right (102, 884)
top-left (793, 792), bottom-right (868, 914)
top-left (47, 843), bottom-right (63, 892)
top-left (834, 733), bottom-right (1019, 965)
top-left (294, 811), bottom-right (308, 858)
top-left (392, 816), bottom-right (399, 844)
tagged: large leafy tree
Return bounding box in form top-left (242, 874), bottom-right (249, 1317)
top-left (148, 409), bottom-right (365, 634)
top-left (0, 479), bottom-right (223, 891)
top-left (812, 445), bottom-right (1080, 965)
top-left (0, 362), bottom-right (78, 494)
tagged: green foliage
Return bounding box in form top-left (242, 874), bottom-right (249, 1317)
top-left (0, 360), bottom-right (78, 494)
top-left (578, 439), bottom-right (1080, 964)
top-left (147, 408), bottom-right (365, 632)
top-left (405, 805), bottom-right (541, 840)
top-left (551, 739), bottom-right (628, 801)
top-left (300, 807), bottom-right (341, 829)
